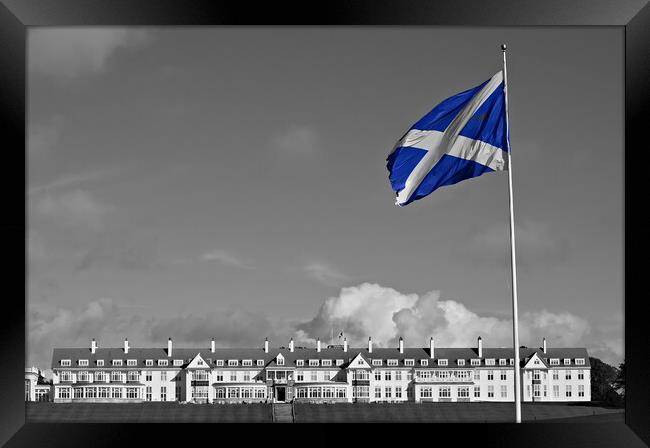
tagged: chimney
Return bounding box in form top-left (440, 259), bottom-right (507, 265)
top-left (368, 337), bottom-right (373, 353)
top-left (91, 338), bottom-right (97, 354)
top-left (289, 338), bottom-right (294, 352)
top-left (168, 338), bottom-right (173, 357)
top-left (211, 338), bottom-right (215, 353)
top-left (399, 337), bottom-right (404, 353)
top-left (343, 338), bottom-right (348, 352)
top-left (264, 337), bottom-right (269, 353)
top-left (478, 336), bottom-right (483, 358)
top-left (124, 338), bottom-right (129, 354)
top-left (317, 339), bottom-right (321, 352)
top-left (429, 337), bottom-right (434, 359)
top-left (542, 337), bottom-right (547, 354)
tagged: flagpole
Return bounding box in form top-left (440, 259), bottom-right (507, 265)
top-left (502, 43), bottom-right (522, 424)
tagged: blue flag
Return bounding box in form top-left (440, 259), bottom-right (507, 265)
top-left (386, 71), bottom-right (509, 207)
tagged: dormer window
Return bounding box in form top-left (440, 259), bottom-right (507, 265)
top-left (96, 360), bottom-right (104, 367)
top-left (372, 359), bottom-right (382, 366)
top-left (216, 360), bottom-right (224, 367)
top-left (457, 359), bottom-right (465, 366)
top-left (309, 359), bottom-right (319, 367)
top-left (336, 359), bottom-right (344, 366)
top-left (509, 358), bottom-right (515, 365)
top-left (158, 359), bottom-right (168, 366)
top-left (256, 360), bottom-right (265, 366)
top-left (550, 358), bottom-right (560, 365)
top-left (127, 359), bottom-right (137, 366)
top-left (145, 360), bottom-right (153, 366)
top-left (112, 360), bottom-right (123, 366)
top-left (173, 359), bottom-right (183, 366)
top-left (276, 356), bottom-right (284, 366)
top-left (485, 359), bottom-right (495, 366)
top-left (322, 359), bottom-right (332, 367)
top-left (420, 359), bottom-right (429, 366)
top-left (78, 359), bottom-right (88, 366)
top-left (575, 358), bottom-right (585, 365)
top-left (405, 359), bottom-right (415, 366)
top-left (499, 359), bottom-right (506, 366)
top-left (387, 359), bottom-right (398, 366)
top-left (438, 359), bottom-right (448, 366)
top-left (228, 359), bottom-right (239, 366)
top-left (470, 359), bottom-right (480, 366)
top-left (242, 360), bottom-right (253, 366)
top-left (61, 359), bottom-right (71, 367)
top-left (563, 358), bottom-right (571, 365)
top-left (296, 360), bottom-right (304, 366)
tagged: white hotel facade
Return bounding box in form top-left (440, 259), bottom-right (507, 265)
top-left (44, 336), bottom-right (591, 404)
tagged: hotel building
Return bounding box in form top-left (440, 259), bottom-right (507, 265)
top-left (42, 336), bottom-right (590, 403)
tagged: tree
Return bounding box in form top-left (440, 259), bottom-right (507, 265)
top-left (613, 361), bottom-right (625, 398)
top-left (589, 357), bottom-right (623, 406)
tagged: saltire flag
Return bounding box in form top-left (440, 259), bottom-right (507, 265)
top-left (386, 71), bottom-right (509, 207)
top-left (338, 331), bottom-right (344, 339)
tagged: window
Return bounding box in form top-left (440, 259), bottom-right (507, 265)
top-left (487, 370), bottom-right (494, 381)
top-left (470, 359), bottom-right (480, 366)
top-left (407, 371), bottom-right (413, 381)
top-left (387, 359), bottom-right (398, 366)
top-left (372, 359), bottom-right (382, 366)
top-left (578, 385), bottom-right (585, 397)
top-left (485, 359), bottom-right (495, 366)
top-left (552, 370), bottom-right (559, 380)
top-left (487, 385), bottom-right (494, 398)
top-left (375, 386), bottom-right (382, 398)
top-left (553, 385), bottom-right (560, 398)
top-left (309, 359), bottom-right (319, 367)
top-left (161, 371), bottom-right (167, 381)
top-left (322, 359), bottom-right (332, 367)
top-left (550, 358), bottom-right (560, 365)
top-left (78, 371), bottom-right (89, 382)
top-left (161, 386), bottom-right (167, 401)
top-left (458, 387), bottom-right (470, 398)
top-left (296, 371), bottom-right (304, 381)
top-left (353, 386), bottom-right (369, 398)
top-left (354, 370), bottom-right (369, 381)
top-left (58, 388), bottom-right (71, 399)
top-left (256, 388), bottom-right (266, 398)
top-left (127, 359), bottom-right (137, 366)
top-left (146, 386), bottom-right (152, 401)
top-left (457, 359), bottom-right (465, 366)
top-left (575, 358), bottom-right (585, 365)
top-left (228, 360), bottom-right (238, 366)
top-left (336, 359), bottom-right (344, 366)
top-left (242, 359), bottom-right (252, 366)
top-left (78, 359), bottom-right (88, 367)
top-left (215, 371), bottom-right (224, 382)
top-left (216, 360), bottom-right (224, 367)
top-left (145, 371), bottom-right (152, 381)
top-left (145, 360), bottom-right (153, 366)
top-left (374, 371), bottom-right (381, 381)
top-left (385, 387), bottom-right (392, 398)
top-left (61, 359), bottom-right (71, 367)
top-left (500, 371), bottom-right (507, 381)
top-left (111, 371), bottom-right (122, 382)
top-left (384, 371), bottom-right (392, 381)
top-left (565, 371), bottom-right (572, 380)
top-left (473, 370), bottom-right (480, 380)
top-left (127, 388), bottom-right (138, 399)
top-left (257, 360), bottom-right (265, 366)
top-left (158, 359), bottom-right (168, 366)
top-left (474, 386), bottom-right (480, 398)
top-left (564, 358), bottom-right (571, 365)
top-left (173, 359), bottom-right (183, 366)
top-left (509, 358), bottom-right (515, 366)
top-left (297, 360), bottom-right (304, 366)
top-left (310, 371), bottom-right (317, 382)
top-left (395, 371), bottom-right (402, 381)
top-left (193, 370), bottom-right (208, 381)
top-left (420, 359), bottom-right (429, 366)
top-left (127, 371), bottom-right (139, 382)
top-left (533, 383), bottom-right (540, 397)
top-left (276, 357), bottom-right (284, 366)
top-left (95, 371), bottom-right (106, 382)
top-left (578, 370), bottom-right (584, 380)
top-left (439, 387), bottom-right (451, 398)
top-left (565, 385), bottom-right (572, 397)
top-left (499, 359), bottom-right (506, 366)
top-left (395, 387), bottom-right (402, 398)
top-left (112, 360), bottom-right (122, 366)
top-left (438, 359), bottom-right (448, 366)
top-left (438, 370), bottom-right (449, 380)
top-left (86, 387), bottom-right (96, 398)
top-left (96, 360), bottom-right (104, 367)
top-left (230, 372), bottom-right (237, 382)
top-left (405, 359), bottom-right (415, 366)
top-left (420, 387), bottom-right (433, 398)
top-left (336, 388), bottom-right (346, 398)
top-left (533, 370), bottom-right (540, 380)
top-left (243, 372), bottom-right (251, 382)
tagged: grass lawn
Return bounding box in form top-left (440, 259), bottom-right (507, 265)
top-left (293, 402), bottom-right (624, 423)
top-left (26, 402), bottom-right (273, 423)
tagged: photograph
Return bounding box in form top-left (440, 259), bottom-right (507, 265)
top-left (24, 26), bottom-right (626, 425)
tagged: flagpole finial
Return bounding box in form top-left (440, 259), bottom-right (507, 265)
top-left (501, 44), bottom-right (507, 51)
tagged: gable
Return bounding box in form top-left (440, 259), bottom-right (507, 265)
top-left (348, 353), bottom-right (371, 369)
top-left (187, 353), bottom-right (210, 369)
top-left (523, 352), bottom-right (548, 369)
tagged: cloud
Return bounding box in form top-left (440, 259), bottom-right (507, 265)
top-left (28, 116), bottom-right (64, 159)
top-left (32, 189), bottom-right (111, 230)
top-left (463, 220), bottom-right (570, 267)
top-left (29, 28), bottom-right (150, 79)
top-left (295, 282), bottom-right (604, 359)
top-left (201, 250), bottom-right (252, 269)
top-left (75, 236), bottom-right (161, 272)
top-left (29, 169), bottom-right (118, 196)
top-left (270, 126), bottom-right (321, 159)
top-left (302, 261), bottom-right (350, 286)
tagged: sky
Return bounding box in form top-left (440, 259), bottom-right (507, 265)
top-left (27, 27), bottom-right (624, 371)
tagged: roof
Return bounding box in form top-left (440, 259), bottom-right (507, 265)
top-left (51, 346), bottom-right (590, 370)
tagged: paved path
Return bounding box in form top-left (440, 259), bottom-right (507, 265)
top-left (273, 403), bottom-right (294, 423)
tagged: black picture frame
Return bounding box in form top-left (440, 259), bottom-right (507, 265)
top-left (1, 0), bottom-right (648, 446)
